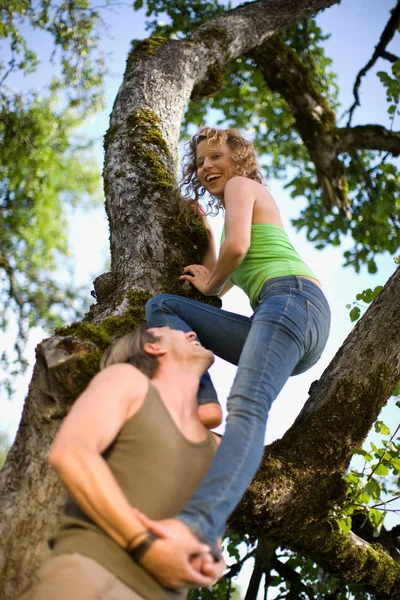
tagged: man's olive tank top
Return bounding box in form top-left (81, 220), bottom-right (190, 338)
top-left (51, 382), bottom-right (218, 600)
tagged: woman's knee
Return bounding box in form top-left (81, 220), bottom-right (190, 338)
top-left (145, 293), bottom-right (169, 319)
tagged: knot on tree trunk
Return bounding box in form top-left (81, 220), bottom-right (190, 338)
top-left (34, 336), bottom-right (102, 420)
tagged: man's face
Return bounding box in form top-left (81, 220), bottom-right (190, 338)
top-left (147, 326), bottom-right (214, 367)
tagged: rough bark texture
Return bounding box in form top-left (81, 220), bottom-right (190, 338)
top-left (1, 1), bottom-right (399, 598)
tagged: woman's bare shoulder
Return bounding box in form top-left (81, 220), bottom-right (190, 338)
top-left (226, 175), bottom-right (262, 189)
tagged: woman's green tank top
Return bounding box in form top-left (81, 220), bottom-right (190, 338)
top-left (221, 223), bottom-right (318, 308)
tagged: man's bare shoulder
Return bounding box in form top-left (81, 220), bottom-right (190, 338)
top-left (87, 363), bottom-right (150, 405)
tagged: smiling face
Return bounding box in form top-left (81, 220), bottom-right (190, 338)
top-left (147, 326), bottom-right (214, 369)
top-left (196, 139), bottom-right (236, 200)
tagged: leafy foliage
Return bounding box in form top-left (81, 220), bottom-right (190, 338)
top-left (377, 58), bottom-right (400, 124)
top-left (0, 0), bottom-right (108, 114)
top-left (346, 285), bottom-right (383, 322)
top-left (332, 408), bottom-right (400, 542)
top-left (0, 0), bottom-right (118, 393)
top-left (188, 533), bottom-right (377, 599)
top-left (0, 90), bottom-right (102, 396)
top-left (293, 153), bottom-right (400, 273)
top-left (266, 549), bottom-right (373, 600)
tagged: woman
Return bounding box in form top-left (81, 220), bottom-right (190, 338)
top-left (145, 126), bottom-right (331, 558)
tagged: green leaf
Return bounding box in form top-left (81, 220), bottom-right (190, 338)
top-left (374, 421), bottom-right (390, 435)
top-left (373, 463), bottom-right (389, 476)
top-left (368, 508), bottom-right (385, 537)
top-left (352, 448), bottom-right (373, 461)
top-left (365, 478), bottom-right (382, 499)
top-left (338, 516), bottom-right (352, 535)
top-left (349, 306), bottom-right (361, 322)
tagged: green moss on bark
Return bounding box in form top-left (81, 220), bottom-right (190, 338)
top-left (126, 107), bottom-right (175, 192)
top-left (310, 529), bottom-right (400, 596)
top-left (125, 36), bottom-right (169, 72)
top-left (55, 290), bottom-right (152, 401)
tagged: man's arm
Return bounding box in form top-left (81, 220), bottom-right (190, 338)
top-left (49, 364), bottom-right (150, 548)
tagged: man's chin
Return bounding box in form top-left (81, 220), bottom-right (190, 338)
top-left (206, 351), bottom-right (215, 368)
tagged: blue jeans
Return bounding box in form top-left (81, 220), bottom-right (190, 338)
top-left (145, 276), bottom-right (330, 550)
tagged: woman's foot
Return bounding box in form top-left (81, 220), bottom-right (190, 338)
top-left (197, 403), bottom-right (223, 429)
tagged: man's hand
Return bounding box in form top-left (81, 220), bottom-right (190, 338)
top-left (139, 537), bottom-right (217, 589)
top-left (134, 514), bottom-right (225, 588)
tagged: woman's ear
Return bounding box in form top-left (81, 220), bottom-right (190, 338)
top-left (143, 341), bottom-right (166, 357)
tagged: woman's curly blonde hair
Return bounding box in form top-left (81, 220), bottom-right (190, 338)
top-left (180, 127), bottom-right (263, 213)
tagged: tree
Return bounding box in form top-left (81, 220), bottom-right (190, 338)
top-left (1, 0), bottom-right (400, 598)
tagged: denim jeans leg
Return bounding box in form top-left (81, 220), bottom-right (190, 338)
top-left (178, 280), bottom-right (329, 547)
top-left (145, 294), bottom-right (251, 404)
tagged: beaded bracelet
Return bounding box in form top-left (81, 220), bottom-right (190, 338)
top-left (128, 531), bottom-right (160, 562)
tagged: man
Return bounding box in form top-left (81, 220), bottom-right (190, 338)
top-left (17, 325), bottom-right (224, 600)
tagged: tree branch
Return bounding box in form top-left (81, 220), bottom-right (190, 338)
top-left (337, 124), bottom-right (400, 155)
top-left (346, 0), bottom-right (400, 125)
top-left (250, 34), bottom-right (400, 212)
top-left (250, 34), bottom-right (349, 212)
top-left (382, 49), bottom-right (399, 63)
top-left (244, 537), bottom-right (276, 600)
top-left (272, 553), bottom-right (316, 599)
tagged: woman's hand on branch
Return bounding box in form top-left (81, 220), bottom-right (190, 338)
top-left (179, 264), bottom-right (213, 295)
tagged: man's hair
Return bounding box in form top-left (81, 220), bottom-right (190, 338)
top-left (100, 323), bottom-right (161, 378)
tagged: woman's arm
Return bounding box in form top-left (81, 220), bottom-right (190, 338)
top-left (218, 280), bottom-right (234, 297)
top-left (181, 177), bottom-right (256, 295)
